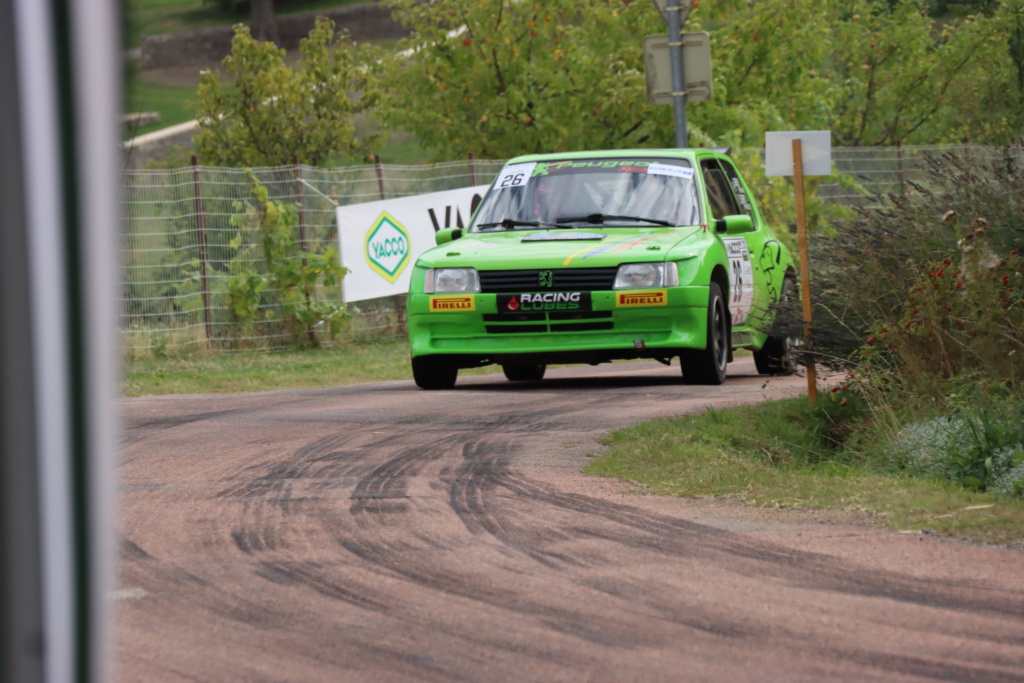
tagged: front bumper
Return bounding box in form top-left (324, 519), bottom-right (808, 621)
top-left (408, 286), bottom-right (709, 364)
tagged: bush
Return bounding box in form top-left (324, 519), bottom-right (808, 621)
top-left (893, 390), bottom-right (1024, 496)
top-left (777, 148), bottom-right (1024, 379)
top-left (766, 148), bottom-right (1024, 497)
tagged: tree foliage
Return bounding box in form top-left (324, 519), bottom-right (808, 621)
top-left (380, 0), bottom-right (671, 159)
top-left (378, 0), bottom-right (1024, 159)
top-left (190, 17), bottom-right (382, 166)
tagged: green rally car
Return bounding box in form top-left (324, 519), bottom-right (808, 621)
top-left (407, 148), bottom-right (797, 390)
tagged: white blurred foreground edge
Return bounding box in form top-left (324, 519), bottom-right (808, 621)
top-left (1, 0), bottom-right (121, 681)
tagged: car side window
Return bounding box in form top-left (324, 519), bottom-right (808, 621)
top-left (719, 159), bottom-right (755, 218)
top-left (700, 159), bottom-right (741, 220)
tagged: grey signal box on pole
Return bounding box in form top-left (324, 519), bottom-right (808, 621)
top-left (643, 33), bottom-right (713, 105)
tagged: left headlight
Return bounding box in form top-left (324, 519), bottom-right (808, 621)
top-left (425, 267), bottom-right (481, 293)
top-left (613, 262), bottom-right (679, 289)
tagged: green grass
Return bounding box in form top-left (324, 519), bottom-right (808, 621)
top-left (121, 337), bottom-right (493, 396)
top-left (585, 397), bottom-right (1024, 548)
top-left (125, 0), bottom-right (368, 48)
top-left (123, 63), bottom-right (199, 137)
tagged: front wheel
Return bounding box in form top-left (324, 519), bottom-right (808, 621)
top-left (680, 282), bottom-right (729, 385)
top-left (754, 277), bottom-right (799, 376)
top-left (412, 356), bottom-right (458, 390)
top-left (502, 363), bottom-right (546, 382)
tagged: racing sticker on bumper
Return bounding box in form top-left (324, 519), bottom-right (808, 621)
top-left (498, 292), bottom-right (592, 313)
top-left (429, 295), bottom-right (476, 312)
top-left (616, 290), bottom-right (668, 307)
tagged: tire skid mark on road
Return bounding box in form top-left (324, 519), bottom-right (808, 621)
top-left (253, 560), bottom-right (391, 612)
top-left (124, 407), bottom-right (252, 432)
top-left (329, 417), bottom-right (1024, 654)
top-left (442, 435), bottom-right (1024, 631)
top-left (116, 371), bottom-right (1024, 682)
top-left (822, 643), bottom-right (1024, 683)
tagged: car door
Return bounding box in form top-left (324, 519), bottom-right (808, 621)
top-left (699, 157), bottom-right (775, 330)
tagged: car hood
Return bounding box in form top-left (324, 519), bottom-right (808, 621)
top-left (419, 226), bottom-right (705, 269)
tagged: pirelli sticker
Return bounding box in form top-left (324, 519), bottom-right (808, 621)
top-left (429, 295), bottom-right (476, 312)
top-left (616, 290), bottom-right (668, 307)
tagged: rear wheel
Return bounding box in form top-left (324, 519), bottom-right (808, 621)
top-left (754, 277), bottom-right (798, 376)
top-left (411, 357), bottom-right (458, 390)
top-left (680, 282), bottom-right (729, 385)
top-left (502, 363), bottom-right (546, 382)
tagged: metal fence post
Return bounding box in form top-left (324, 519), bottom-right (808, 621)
top-left (191, 155), bottom-right (213, 342)
top-left (293, 155), bottom-right (316, 345)
top-left (896, 141), bottom-right (906, 196)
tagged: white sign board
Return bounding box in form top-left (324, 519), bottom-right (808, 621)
top-left (764, 131), bottom-right (832, 176)
top-left (643, 32), bottom-right (713, 104)
top-left (337, 185), bottom-right (488, 303)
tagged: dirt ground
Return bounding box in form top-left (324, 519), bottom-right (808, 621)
top-left (115, 360), bottom-right (1024, 682)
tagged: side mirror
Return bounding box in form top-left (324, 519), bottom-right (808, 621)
top-left (435, 227), bottom-right (463, 245)
top-left (714, 214), bottom-right (755, 234)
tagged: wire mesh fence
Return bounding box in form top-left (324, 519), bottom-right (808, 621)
top-left (120, 145), bottom-right (1022, 357)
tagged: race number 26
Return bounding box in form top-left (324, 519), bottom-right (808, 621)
top-left (493, 163), bottom-right (536, 190)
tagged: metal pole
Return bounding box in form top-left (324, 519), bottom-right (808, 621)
top-left (666, 2), bottom-right (688, 147)
top-left (191, 156), bottom-right (214, 343)
top-left (293, 155), bottom-right (316, 345)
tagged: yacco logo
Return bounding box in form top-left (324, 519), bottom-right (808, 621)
top-left (617, 290), bottom-right (668, 307)
top-left (365, 212), bottom-right (411, 283)
top-left (429, 296), bottom-right (476, 312)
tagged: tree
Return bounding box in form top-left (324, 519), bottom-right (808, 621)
top-left (189, 17), bottom-right (383, 166)
top-left (822, 0), bottom-right (1007, 146)
top-left (379, 0), bottom-right (671, 159)
top-left (380, 0), bottom-right (1024, 159)
top-left (250, 0), bottom-right (279, 43)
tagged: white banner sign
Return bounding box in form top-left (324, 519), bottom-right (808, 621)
top-left (337, 185), bottom-right (489, 303)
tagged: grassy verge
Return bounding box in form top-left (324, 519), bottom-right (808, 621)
top-left (121, 337), bottom-right (495, 396)
top-left (123, 338), bottom-right (410, 396)
top-left (585, 397), bottom-right (1024, 548)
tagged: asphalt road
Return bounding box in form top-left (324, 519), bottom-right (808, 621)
top-left (114, 358), bottom-right (1024, 682)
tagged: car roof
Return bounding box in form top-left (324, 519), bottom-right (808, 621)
top-left (504, 148), bottom-right (732, 164)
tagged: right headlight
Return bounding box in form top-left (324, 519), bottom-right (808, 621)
top-left (424, 267), bottom-right (481, 293)
top-left (613, 262), bottom-right (679, 289)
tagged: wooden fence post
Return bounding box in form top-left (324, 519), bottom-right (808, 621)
top-left (374, 154), bottom-right (387, 200)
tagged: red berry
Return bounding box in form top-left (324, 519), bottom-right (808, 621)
top-left (462, 38), bottom-right (472, 46)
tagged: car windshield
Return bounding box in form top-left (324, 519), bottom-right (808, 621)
top-left (470, 158), bottom-right (702, 232)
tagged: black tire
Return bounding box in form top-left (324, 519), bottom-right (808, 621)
top-left (411, 356), bottom-right (458, 390)
top-left (502, 363), bottom-right (546, 382)
top-left (680, 281), bottom-right (729, 385)
top-left (754, 277), bottom-right (798, 376)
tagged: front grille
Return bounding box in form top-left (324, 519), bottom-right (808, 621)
top-left (478, 268), bottom-right (617, 293)
top-left (482, 311), bottom-right (612, 323)
top-left (483, 311), bottom-right (614, 335)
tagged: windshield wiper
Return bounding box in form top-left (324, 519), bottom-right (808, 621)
top-left (476, 218), bottom-right (561, 230)
top-left (555, 213), bottom-right (674, 227)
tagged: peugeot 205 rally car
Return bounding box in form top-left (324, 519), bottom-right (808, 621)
top-left (406, 149), bottom-right (798, 390)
